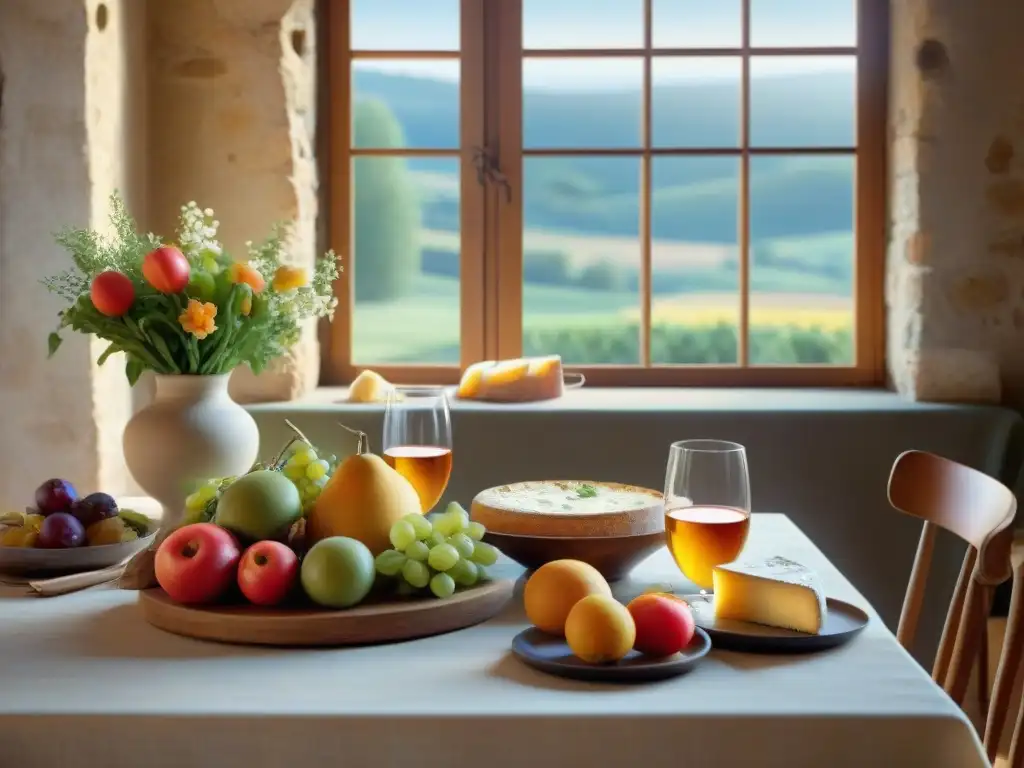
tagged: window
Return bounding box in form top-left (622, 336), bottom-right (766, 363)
top-left (323, 0), bottom-right (886, 386)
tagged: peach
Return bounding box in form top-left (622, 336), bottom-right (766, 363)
top-left (523, 559), bottom-right (612, 636)
top-left (565, 594), bottom-right (636, 663)
top-left (627, 592), bottom-right (696, 657)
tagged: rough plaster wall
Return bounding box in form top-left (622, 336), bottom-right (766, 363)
top-left (0, 0), bottom-right (129, 502)
top-left (146, 0), bottom-right (320, 405)
top-left (888, 0), bottom-right (1024, 403)
top-left (85, 0), bottom-right (148, 493)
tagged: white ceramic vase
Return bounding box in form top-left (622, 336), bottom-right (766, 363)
top-left (122, 374), bottom-right (260, 530)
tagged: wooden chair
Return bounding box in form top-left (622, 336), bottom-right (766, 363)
top-left (888, 450), bottom-right (1016, 764)
top-left (987, 538), bottom-right (1024, 767)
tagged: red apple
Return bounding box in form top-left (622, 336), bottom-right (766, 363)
top-left (90, 271), bottom-right (135, 317)
top-left (155, 523), bottom-right (241, 605)
top-left (142, 245), bottom-right (190, 294)
top-left (237, 541), bottom-right (299, 606)
top-left (626, 593), bottom-right (697, 657)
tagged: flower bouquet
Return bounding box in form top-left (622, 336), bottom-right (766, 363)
top-left (43, 193), bottom-right (340, 382)
top-left (40, 192), bottom-right (342, 553)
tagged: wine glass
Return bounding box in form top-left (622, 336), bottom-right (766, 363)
top-left (664, 439), bottom-right (751, 590)
top-left (382, 387), bottom-right (453, 514)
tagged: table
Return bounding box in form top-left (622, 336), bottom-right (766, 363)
top-left (0, 513), bottom-right (986, 767)
top-left (253, 387), bottom-right (1024, 666)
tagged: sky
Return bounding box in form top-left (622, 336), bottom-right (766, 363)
top-left (351, 0), bottom-right (857, 88)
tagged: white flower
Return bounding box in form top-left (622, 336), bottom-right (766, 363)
top-left (175, 200), bottom-right (223, 260)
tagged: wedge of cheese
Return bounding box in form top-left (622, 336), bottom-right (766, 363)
top-left (346, 370), bottom-right (397, 403)
top-left (456, 355), bottom-right (566, 402)
top-left (712, 556), bottom-right (827, 634)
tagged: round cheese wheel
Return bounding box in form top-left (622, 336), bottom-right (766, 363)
top-left (471, 481), bottom-right (665, 538)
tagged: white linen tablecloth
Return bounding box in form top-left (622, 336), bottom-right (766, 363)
top-left (0, 513), bottom-right (986, 768)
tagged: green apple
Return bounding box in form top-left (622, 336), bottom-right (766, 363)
top-left (214, 470), bottom-right (301, 542)
top-left (301, 537), bottom-right (375, 609)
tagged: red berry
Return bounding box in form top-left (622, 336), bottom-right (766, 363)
top-left (90, 271), bottom-right (135, 317)
top-left (142, 245), bottom-right (190, 294)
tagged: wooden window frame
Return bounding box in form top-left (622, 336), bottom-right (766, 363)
top-left (321, 0), bottom-right (888, 388)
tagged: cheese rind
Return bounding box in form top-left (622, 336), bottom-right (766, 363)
top-left (712, 556), bottom-right (827, 634)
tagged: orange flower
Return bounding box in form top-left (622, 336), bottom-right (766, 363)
top-left (228, 262), bottom-right (266, 293)
top-left (178, 298), bottom-right (218, 339)
top-left (272, 265), bottom-right (308, 292)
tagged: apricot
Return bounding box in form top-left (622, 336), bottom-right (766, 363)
top-left (627, 593), bottom-right (696, 657)
top-left (565, 594), bottom-right (636, 663)
top-left (523, 559), bottom-right (612, 636)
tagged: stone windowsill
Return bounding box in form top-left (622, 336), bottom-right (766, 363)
top-left (244, 386), bottom-right (1003, 415)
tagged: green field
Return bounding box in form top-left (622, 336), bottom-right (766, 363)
top-left (353, 274), bottom-right (639, 363)
top-left (353, 273), bottom-right (854, 366)
top-left (349, 70), bottom-right (859, 367)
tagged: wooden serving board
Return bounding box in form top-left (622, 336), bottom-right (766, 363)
top-left (138, 579), bottom-right (515, 647)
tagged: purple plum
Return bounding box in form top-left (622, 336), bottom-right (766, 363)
top-left (37, 513), bottom-right (86, 549)
top-left (34, 478), bottom-right (78, 516)
top-left (71, 492), bottom-right (119, 528)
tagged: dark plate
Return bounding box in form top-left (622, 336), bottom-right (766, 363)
top-left (510, 625), bottom-right (712, 683)
top-left (682, 593), bottom-right (870, 653)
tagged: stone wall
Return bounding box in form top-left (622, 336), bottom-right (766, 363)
top-left (888, 0), bottom-right (1024, 404)
top-left (0, 0), bottom-right (318, 503)
top-left (0, 0), bottom-right (143, 502)
top-left (146, 0), bottom-right (320, 405)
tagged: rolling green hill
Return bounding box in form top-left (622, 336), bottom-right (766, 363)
top-left (351, 68), bottom-right (857, 302)
top-left (353, 68), bottom-right (855, 242)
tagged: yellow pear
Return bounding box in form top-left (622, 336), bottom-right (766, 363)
top-left (307, 425), bottom-right (422, 555)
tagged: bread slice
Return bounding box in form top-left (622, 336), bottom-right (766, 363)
top-left (471, 481), bottom-right (664, 537)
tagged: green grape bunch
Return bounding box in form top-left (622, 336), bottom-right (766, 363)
top-left (374, 502), bottom-right (500, 599)
top-left (183, 476), bottom-right (236, 525)
top-left (184, 419), bottom-right (341, 524)
top-left (280, 440), bottom-right (338, 514)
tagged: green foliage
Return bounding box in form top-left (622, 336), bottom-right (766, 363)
top-left (419, 233), bottom-right (851, 297)
top-left (524, 322), bottom-right (853, 366)
top-left (576, 260), bottom-right (627, 292)
top-left (43, 194), bottom-right (161, 302)
top-left (42, 193), bottom-right (341, 384)
top-left (353, 98), bottom-right (421, 302)
top-left (523, 250), bottom-right (572, 286)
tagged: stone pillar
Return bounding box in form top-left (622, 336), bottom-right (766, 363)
top-left (147, 0), bottom-right (320, 404)
top-left (887, 0), bottom-right (1024, 403)
top-left (0, 0), bottom-right (141, 502)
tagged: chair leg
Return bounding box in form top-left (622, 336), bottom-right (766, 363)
top-left (980, 618), bottom-right (990, 718)
top-left (986, 568), bottom-right (1024, 764)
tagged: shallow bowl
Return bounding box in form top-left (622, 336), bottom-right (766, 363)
top-left (483, 529), bottom-right (665, 582)
top-left (0, 526), bottom-right (156, 576)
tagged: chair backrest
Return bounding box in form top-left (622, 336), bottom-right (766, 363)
top-left (888, 450), bottom-right (1016, 709)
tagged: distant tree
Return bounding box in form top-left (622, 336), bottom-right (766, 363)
top-left (576, 260), bottom-right (626, 291)
top-left (523, 250), bottom-right (572, 286)
top-left (353, 99), bottom-right (421, 302)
